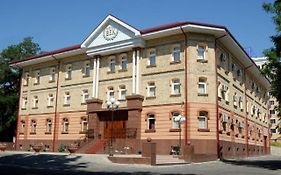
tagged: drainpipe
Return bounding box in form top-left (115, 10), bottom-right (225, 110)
top-left (243, 64), bottom-right (254, 157)
top-left (180, 27), bottom-right (188, 145)
top-left (215, 34), bottom-right (227, 159)
top-left (52, 55), bottom-right (60, 152)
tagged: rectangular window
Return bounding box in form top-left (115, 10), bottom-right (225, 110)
top-left (171, 79), bottom-right (180, 95)
top-left (34, 70), bottom-right (40, 85)
top-left (33, 96), bottom-right (38, 108)
top-left (23, 72), bottom-right (30, 86)
top-left (50, 67), bottom-right (56, 82)
top-left (269, 100), bottom-right (274, 105)
top-left (172, 47), bottom-right (180, 62)
top-left (46, 119), bottom-right (52, 133)
top-left (82, 90), bottom-right (89, 103)
top-left (271, 128), bottom-right (276, 134)
top-left (147, 114), bottom-right (155, 130)
top-left (198, 111), bottom-right (208, 129)
top-left (148, 50), bottom-right (156, 66)
top-left (65, 64), bottom-right (72, 79)
top-left (109, 58), bottom-right (115, 72)
top-left (64, 92), bottom-right (70, 105)
top-left (270, 119), bottom-right (276, 124)
top-left (22, 97), bottom-right (27, 109)
top-left (47, 94), bottom-right (54, 107)
top-left (270, 110), bottom-right (275, 115)
top-left (197, 46), bottom-right (205, 60)
top-left (84, 61), bottom-right (90, 77)
top-left (172, 112), bottom-right (180, 129)
top-left (20, 120), bottom-right (25, 133)
top-left (119, 86), bottom-right (126, 100)
top-left (147, 82), bottom-right (156, 97)
top-left (81, 117), bottom-right (88, 132)
top-left (198, 78), bottom-right (207, 94)
top-left (120, 56), bottom-right (127, 70)
top-left (107, 87), bottom-right (114, 100)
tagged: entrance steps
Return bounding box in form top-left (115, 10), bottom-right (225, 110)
top-left (156, 155), bottom-right (187, 165)
top-left (77, 139), bottom-right (108, 154)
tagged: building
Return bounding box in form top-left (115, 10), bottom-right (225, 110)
top-left (11, 15), bottom-right (270, 160)
top-left (253, 57), bottom-right (280, 141)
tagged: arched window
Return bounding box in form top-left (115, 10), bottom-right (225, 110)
top-left (46, 119), bottom-right (52, 133)
top-left (84, 61), bottom-right (91, 77)
top-left (81, 117), bottom-right (88, 133)
top-left (148, 49), bottom-right (156, 66)
top-left (107, 87), bottom-right (114, 100)
top-left (108, 56), bottom-right (116, 72)
top-left (120, 55), bottom-right (127, 70)
top-left (62, 118), bottom-right (69, 133)
top-left (30, 119), bottom-right (37, 134)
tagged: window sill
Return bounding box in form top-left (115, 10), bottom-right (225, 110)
top-left (169, 128), bottom-right (181, 132)
top-left (146, 96), bottom-right (156, 100)
top-left (198, 93), bottom-right (208, 97)
top-left (146, 65), bottom-right (156, 68)
top-left (79, 131), bottom-right (87, 134)
top-left (63, 104), bottom-right (70, 107)
top-left (170, 94), bottom-right (181, 97)
top-left (45, 132), bottom-right (52, 135)
top-left (197, 128), bottom-right (210, 132)
top-left (197, 59), bottom-right (208, 63)
top-left (30, 132), bottom-right (36, 135)
top-left (32, 107), bottom-right (38, 109)
top-left (82, 74), bottom-right (90, 78)
top-left (170, 60), bottom-right (181, 65)
top-left (47, 105), bottom-right (53, 108)
top-left (107, 71), bottom-right (116, 74)
top-left (65, 77), bottom-right (72, 80)
top-left (49, 80), bottom-right (55, 83)
top-left (145, 129), bottom-right (156, 133)
top-left (118, 69), bottom-right (128, 72)
top-left (61, 132), bottom-right (69, 134)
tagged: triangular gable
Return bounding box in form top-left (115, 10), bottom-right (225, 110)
top-left (81, 15), bottom-right (141, 49)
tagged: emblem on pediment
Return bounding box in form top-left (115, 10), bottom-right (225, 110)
top-left (103, 25), bottom-right (119, 41)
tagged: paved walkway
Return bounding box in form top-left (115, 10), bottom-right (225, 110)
top-left (0, 151), bottom-right (280, 175)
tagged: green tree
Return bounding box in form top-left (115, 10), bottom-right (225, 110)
top-left (0, 37), bottom-right (41, 141)
top-left (263, 0), bottom-right (281, 133)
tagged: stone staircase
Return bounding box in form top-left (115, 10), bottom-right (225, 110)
top-left (77, 139), bottom-right (108, 154)
top-left (156, 155), bottom-right (187, 165)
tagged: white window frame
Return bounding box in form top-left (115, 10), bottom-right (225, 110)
top-left (198, 78), bottom-right (207, 94)
top-left (49, 67), bottom-right (56, 82)
top-left (81, 117), bottom-right (88, 132)
top-left (65, 64), bottom-right (72, 79)
top-left (171, 45), bottom-right (181, 62)
top-left (82, 89), bottom-right (89, 103)
top-left (147, 82), bottom-right (156, 97)
top-left (171, 79), bottom-right (181, 95)
top-left (119, 54), bottom-right (127, 70)
top-left (233, 93), bottom-right (238, 107)
top-left (47, 94), bottom-right (54, 107)
top-left (119, 85), bottom-right (126, 100)
top-left (34, 70), bottom-right (40, 84)
top-left (46, 119), bottom-right (52, 133)
top-left (148, 49), bottom-right (156, 66)
top-left (107, 87), bottom-right (114, 100)
top-left (238, 96), bottom-right (243, 109)
top-left (64, 92), bottom-right (70, 105)
top-left (147, 114), bottom-right (155, 130)
top-left (62, 118), bottom-right (69, 133)
top-left (84, 61), bottom-right (91, 77)
top-left (221, 84), bottom-right (229, 101)
top-left (22, 97), bottom-right (28, 109)
top-left (23, 72), bottom-right (30, 86)
top-left (171, 112), bottom-right (180, 129)
top-left (108, 56), bottom-right (116, 72)
top-left (33, 96), bottom-right (38, 108)
top-left (198, 111), bottom-right (208, 129)
top-left (197, 45), bottom-right (206, 60)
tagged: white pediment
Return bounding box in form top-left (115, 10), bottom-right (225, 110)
top-left (81, 15), bottom-right (143, 55)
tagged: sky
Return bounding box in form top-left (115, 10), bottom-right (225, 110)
top-left (0, 0), bottom-right (276, 57)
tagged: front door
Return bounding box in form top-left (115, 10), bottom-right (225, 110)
top-left (104, 120), bottom-right (126, 139)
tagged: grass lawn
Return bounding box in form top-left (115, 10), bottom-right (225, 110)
top-left (271, 141), bottom-right (281, 148)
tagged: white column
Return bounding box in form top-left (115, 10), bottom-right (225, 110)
top-left (95, 56), bottom-right (100, 98)
top-left (132, 50), bottom-right (136, 94)
top-left (136, 49), bottom-right (140, 94)
top-left (92, 58), bottom-right (97, 98)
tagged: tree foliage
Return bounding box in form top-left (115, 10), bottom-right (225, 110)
top-left (263, 0), bottom-right (281, 133)
top-left (0, 37), bottom-right (41, 141)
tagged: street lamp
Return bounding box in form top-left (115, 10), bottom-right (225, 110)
top-left (174, 115), bottom-right (186, 155)
top-left (106, 98), bottom-right (120, 156)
